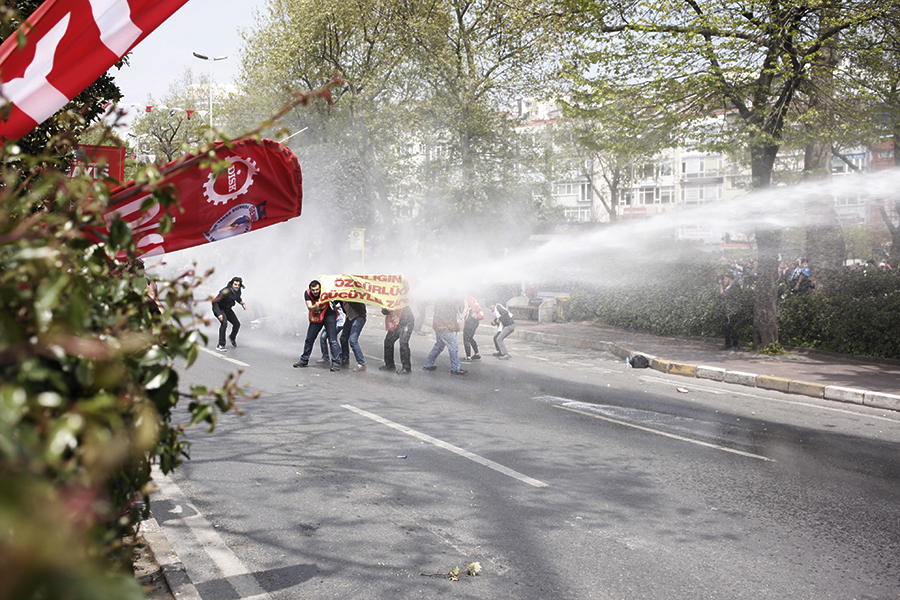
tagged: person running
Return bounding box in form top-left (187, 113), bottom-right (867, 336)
top-left (489, 301), bottom-right (515, 360)
top-left (212, 277), bottom-right (247, 351)
top-left (293, 280), bottom-right (342, 371)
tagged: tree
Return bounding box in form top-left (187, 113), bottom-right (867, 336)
top-left (554, 0), bottom-right (895, 347)
top-left (838, 5), bottom-right (900, 268)
top-left (233, 0), bottom-right (557, 244)
top-left (557, 82), bottom-right (683, 221)
top-left (128, 70), bottom-right (207, 163)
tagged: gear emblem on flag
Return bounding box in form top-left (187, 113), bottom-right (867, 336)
top-left (203, 156), bottom-right (258, 205)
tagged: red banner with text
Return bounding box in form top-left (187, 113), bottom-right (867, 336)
top-left (104, 138), bottom-right (302, 257)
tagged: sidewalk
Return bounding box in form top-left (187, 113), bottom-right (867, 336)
top-left (508, 320), bottom-right (900, 412)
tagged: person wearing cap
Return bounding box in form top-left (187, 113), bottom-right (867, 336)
top-left (212, 276), bottom-right (247, 351)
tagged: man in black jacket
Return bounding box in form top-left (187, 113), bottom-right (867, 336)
top-left (212, 277), bottom-right (247, 351)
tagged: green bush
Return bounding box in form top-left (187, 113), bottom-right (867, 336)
top-left (563, 247), bottom-right (899, 359)
top-left (566, 253), bottom-right (752, 340)
top-left (0, 129), bottom-right (244, 598)
top-left (780, 270), bottom-right (900, 358)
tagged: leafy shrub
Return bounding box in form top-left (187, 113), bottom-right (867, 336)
top-left (563, 247), bottom-right (900, 359)
top-left (0, 129), bottom-right (244, 598)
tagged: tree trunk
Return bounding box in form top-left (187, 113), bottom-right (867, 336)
top-left (751, 143), bottom-right (781, 349)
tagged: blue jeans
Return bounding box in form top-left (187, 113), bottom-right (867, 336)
top-left (424, 330), bottom-right (460, 371)
top-left (321, 325), bottom-right (343, 359)
top-left (300, 314), bottom-right (340, 366)
top-left (340, 317), bottom-right (366, 366)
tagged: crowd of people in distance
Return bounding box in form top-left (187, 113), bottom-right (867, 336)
top-left (219, 279), bottom-right (517, 376)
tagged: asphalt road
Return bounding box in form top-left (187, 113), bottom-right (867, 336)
top-left (151, 319), bottom-right (900, 600)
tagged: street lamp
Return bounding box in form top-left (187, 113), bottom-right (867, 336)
top-left (192, 51), bottom-right (227, 129)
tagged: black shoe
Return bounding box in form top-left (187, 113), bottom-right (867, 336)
top-left (330, 364), bottom-right (341, 372)
top-left (216, 344), bottom-right (227, 352)
top-left (471, 354), bottom-right (481, 360)
top-left (293, 361), bottom-right (307, 368)
top-left (450, 369), bottom-right (467, 376)
top-left (379, 365), bottom-right (395, 371)
top-left (230, 337), bottom-right (237, 348)
top-left (492, 351), bottom-right (502, 357)
top-left (461, 357), bottom-right (472, 362)
top-left (422, 365), bottom-right (437, 371)
top-left (397, 368), bottom-right (411, 375)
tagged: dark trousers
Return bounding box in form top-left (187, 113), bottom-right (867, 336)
top-left (218, 308), bottom-right (240, 346)
top-left (301, 314), bottom-right (340, 365)
top-left (384, 315), bottom-right (414, 370)
top-left (463, 318), bottom-right (480, 357)
top-left (722, 313), bottom-right (738, 347)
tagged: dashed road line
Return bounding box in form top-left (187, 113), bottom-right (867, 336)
top-left (342, 404), bottom-right (549, 488)
top-left (200, 346), bottom-right (250, 367)
top-left (552, 403), bottom-right (773, 461)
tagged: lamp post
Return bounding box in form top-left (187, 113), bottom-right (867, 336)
top-left (192, 51), bottom-right (227, 129)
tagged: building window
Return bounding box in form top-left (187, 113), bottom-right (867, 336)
top-left (658, 186), bottom-right (674, 204)
top-left (620, 190), bottom-right (633, 206)
top-left (641, 187), bottom-right (654, 205)
top-left (579, 182), bottom-right (592, 203)
top-left (682, 155), bottom-right (722, 178)
top-left (564, 207), bottom-right (591, 222)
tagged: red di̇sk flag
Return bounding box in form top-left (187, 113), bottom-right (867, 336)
top-left (0, 0), bottom-right (190, 141)
top-left (104, 138), bottom-right (303, 257)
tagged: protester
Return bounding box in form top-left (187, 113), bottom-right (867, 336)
top-left (792, 260), bottom-right (815, 294)
top-left (461, 295), bottom-right (484, 362)
top-left (340, 301), bottom-right (368, 372)
top-left (423, 298), bottom-right (466, 375)
top-left (293, 280), bottom-right (342, 371)
top-left (317, 303), bottom-right (345, 364)
top-left (380, 305), bottom-right (415, 374)
top-left (489, 301), bottom-right (516, 360)
top-left (212, 277), bottom-right (247, 351)
top-left (718, 272), bottom-right (742, 350)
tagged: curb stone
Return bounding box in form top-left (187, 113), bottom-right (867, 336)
top-left (510, 328), bottom-right (898, 412)
top-left (139, 518), bottom-right (202, 600)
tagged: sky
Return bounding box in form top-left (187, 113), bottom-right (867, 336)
top-left (112, 0), bottom-right (268, 116)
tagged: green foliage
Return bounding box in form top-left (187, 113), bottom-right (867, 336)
top-left (565, 248), bottom-right (749, 339)
top-left (564, 244), bottom-right (900, 359)
top-left (0, 125), bottom-right (244, 597)
top-left (779, 269), bottom-right (900, 358)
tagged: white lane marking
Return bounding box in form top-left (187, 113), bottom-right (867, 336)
top-left (554, 405), bottom-right (773, 462)
top-left (342, 405), bottom-right (549, 488)
top-left (152, 466), bottom-right (271, 600)
top-left (640, 376), bottom-right (900, 424)
top-left (200, 346), bottom-right (250, 367)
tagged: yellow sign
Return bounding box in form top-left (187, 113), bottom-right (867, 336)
top-left (318, 274), bottom-right (409, 310)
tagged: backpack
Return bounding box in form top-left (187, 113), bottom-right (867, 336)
top-left (630, 354), bottom-right (650, 369)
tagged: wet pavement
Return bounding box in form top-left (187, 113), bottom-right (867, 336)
top-left (509, 320), bottom-right (900, 409)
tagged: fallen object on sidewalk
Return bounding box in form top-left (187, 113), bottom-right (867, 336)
top-left (677, 387), bottom-right (689, 393)
top-left (631, 354), bottom-right (650, 368)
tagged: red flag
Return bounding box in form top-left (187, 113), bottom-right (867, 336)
top-left (104, 138), bottom-right (303, 257)
top-left (0, 0), bottom-right (190, 141)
